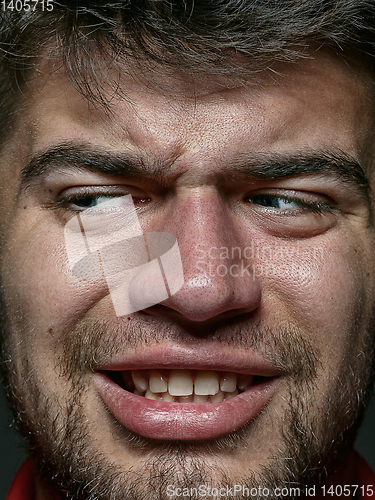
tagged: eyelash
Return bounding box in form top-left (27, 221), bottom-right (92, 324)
top-left (54, 190), bottom-right (151, 212)
top-left (246, 193), bottom-right (334, 214)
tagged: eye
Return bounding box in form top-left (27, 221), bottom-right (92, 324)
top-left (242, 190), bottom-right (338, 238)
top-left (69, 194), bottom-right (129, 209)
top-left (249, 194), bottom-right (301, 210)
top-left (247, 193), bottom-right (332, 214)
top-left (56, 189), bottom-right (151, 212)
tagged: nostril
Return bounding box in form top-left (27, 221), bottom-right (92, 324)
top-left (159, 267), bottom-right (262, 322)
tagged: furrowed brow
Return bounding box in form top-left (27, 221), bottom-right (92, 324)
top-left (19, 144), bottom-right (372, 205)
top-left (228, 150), bottom-right (371, 199)
top-left (19, 142), bottom-right (165, 191)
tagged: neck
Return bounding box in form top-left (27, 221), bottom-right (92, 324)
top-left (313, 452), bottom-right (356, 500)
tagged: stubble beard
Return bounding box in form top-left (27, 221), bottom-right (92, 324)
top-left (1, 313), bottom-right (375, 500)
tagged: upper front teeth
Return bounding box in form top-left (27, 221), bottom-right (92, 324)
top-left (130, 369), bottom-right (254, 401)
top-left (168, 370), bottom-right (194, 396)
top-left (194, 370), bottom-right (219, 396)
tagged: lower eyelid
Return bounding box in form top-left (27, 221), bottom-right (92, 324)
top-left (249, 202), bottom-right (334, 218)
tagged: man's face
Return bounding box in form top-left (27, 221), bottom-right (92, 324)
top-left (1, 52), bottom-right (375, 499)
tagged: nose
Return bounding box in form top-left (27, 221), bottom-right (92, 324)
top-left (135, 190), bottom-right (261, 322)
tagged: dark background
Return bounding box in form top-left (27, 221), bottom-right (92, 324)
top-left (1, 388), bottom-right (375, 499)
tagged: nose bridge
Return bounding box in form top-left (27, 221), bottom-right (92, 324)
top-left (172, 190), bottom-right (233, 271)
top-left (159, 189), bottom-right (261, 321)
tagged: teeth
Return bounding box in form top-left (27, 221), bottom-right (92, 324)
top-left (220, 373), bottom-right (237, 393)
top-left (194, 370), bottom-right (219, 396)
top-left (145, 388), bottom-right (158, 400)
top-left (129, 369), bottom-right (255, 402)
top-left (179, 395), bottom-right (193, 403)
top-left (132, 371), bottom-right (149, 393)
top-left (225, 388), bottom-right (239, 400)
top-left (211, 389), bottom-right (224, 403)
top-left (194, 394), bottom-right (209, 403)
top-left (161, 391), bottom-right (174, 402)
top-left (168, 370), bottom-right (194, 396)
top-left (149, 370), bottom-right (168, 393)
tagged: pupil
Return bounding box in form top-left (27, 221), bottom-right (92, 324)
top-left (77, 197), bottom-right (96, 207)
top-left (252, 194), bottom-right (281, 208)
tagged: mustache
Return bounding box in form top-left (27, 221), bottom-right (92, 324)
top-left (58, 314), bottom-right (320, 384)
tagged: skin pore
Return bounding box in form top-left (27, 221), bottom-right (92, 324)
top-left (1, 52), bottom-right (375, 499)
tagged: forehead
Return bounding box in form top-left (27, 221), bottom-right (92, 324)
top-left (6, 51), bottom-right (375, 180)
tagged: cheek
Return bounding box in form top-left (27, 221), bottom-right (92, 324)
top-left (0, 210), bottom-right (110, 343)
top-left (256, 232), bottom-right (366, 360)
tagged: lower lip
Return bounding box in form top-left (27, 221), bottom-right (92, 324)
top-left (95, 372), bottom-right (279, 440)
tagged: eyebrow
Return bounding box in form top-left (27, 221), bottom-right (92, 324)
top-left (20, 142), bottom-right (372, 202)
top-left (20, 142), bottom-right (168, 188)
top-left (228, 150), bottom-right (371, 192)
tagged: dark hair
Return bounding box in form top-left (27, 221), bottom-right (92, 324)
top-left (1, 0), bottom-right (375, 137)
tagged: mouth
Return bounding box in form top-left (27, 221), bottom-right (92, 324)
top-left (111, 369), bottom-right (262, 403)
top-left (94, 355), bottom-right (281, 440)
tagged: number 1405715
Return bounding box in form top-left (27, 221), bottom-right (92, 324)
top-left (321, 484), bottom-right (374, 496)
top-left (1, 0), bottom-right (53, 11)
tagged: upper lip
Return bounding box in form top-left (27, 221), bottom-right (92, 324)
top-left (96, 343), bottom-right (281, 377)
